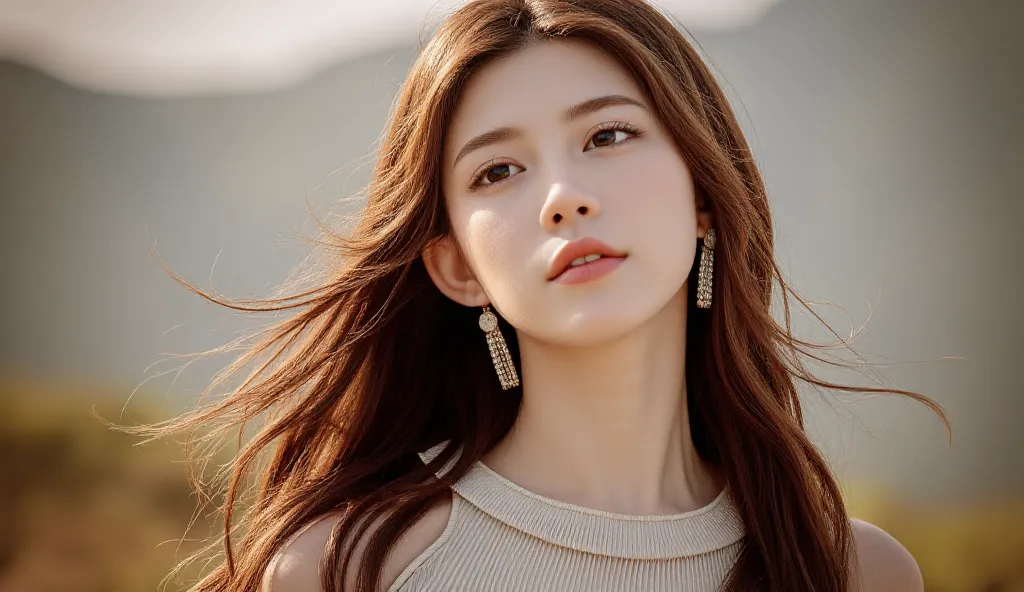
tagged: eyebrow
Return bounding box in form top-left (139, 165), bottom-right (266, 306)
top-left (451, 94), bottom-right (647, 170)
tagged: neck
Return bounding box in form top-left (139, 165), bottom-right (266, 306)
top-left (482, 288), bottom-right (722, 516)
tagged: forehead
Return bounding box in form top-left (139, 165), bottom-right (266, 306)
top-left (445, 39), bottom-right (644, 149)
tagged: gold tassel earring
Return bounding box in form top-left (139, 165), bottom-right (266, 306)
top-left (479, 305), bottom-right (519, 390)
top-left (696, 228), bottom-right (715, 309)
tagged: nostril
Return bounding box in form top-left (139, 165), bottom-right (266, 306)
top-left (553, 213), bottom-right (563, 223)
top-left (577, 206), bottom-right (588, 215)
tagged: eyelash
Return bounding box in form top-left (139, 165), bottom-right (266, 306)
top-left (467, 121), bottom-right (644, 190)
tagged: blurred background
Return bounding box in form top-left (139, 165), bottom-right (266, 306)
top-left (0, 0), bottom-right (1021, 590)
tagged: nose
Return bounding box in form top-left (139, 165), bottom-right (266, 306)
top-left (539, 182), bottom-right (602, 232)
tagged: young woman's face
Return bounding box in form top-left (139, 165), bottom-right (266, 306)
top-left (440, 39), bottom-right (703, 346)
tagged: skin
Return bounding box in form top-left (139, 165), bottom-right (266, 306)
top-left (267, 37), bottom-right (924, 592)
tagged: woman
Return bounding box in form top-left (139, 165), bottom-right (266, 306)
top-left (151, 0), bottom-right (948, 590)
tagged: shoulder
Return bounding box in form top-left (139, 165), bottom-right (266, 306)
top-left (263, 493), bottom-right (453, 592)
top-left (849, 518), bottom-right (923, 592)
top-left (262, 513), bottom-right (343, 592)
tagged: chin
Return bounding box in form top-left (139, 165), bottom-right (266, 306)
top-left (532, 299), bottom-right (671, 347)
top-left (504, 272), bottom-right (688, 347)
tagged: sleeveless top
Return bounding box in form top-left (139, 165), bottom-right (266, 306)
top-left (389, 441), bottom-right (746, 591)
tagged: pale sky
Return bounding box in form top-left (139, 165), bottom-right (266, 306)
top-left (0, 0), bottom-right (784, 96)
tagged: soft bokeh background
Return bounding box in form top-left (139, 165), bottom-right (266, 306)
top-left (1, 0), bottom-right (1021, 590)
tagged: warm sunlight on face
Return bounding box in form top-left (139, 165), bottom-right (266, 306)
top-left (441, 39), bottom-right (700, 346)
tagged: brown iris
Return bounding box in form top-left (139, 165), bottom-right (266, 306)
top-left (484, 164), bottom-right (512, 184)
top-left (591, 129), bottom-right (618, 148)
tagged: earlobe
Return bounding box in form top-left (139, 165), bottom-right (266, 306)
top-left (696, 211), bottom-right (714, 240)
top-left (695, 192), bottom-right (714, 239)
top-left (421, 236), bottom-right (489, 307)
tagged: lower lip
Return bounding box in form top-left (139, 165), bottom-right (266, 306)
top-left (553, 256), bottom-right (626, 285)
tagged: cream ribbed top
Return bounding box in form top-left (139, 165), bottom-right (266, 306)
top-left (389, 441), bottom-right (746, 591)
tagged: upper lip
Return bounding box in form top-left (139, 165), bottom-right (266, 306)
top-left (547, 237), bottom-right (627, 281)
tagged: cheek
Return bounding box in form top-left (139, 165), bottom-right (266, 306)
top-left (616, 152), bottom-right (698, 276)
top-left (464, 210), bottom-right (512, 266)
top-left (620, 153), bottom-right (697, 237)
top-left (452, 206), bottom-right (527, 290)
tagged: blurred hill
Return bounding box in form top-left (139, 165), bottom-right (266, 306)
top-left (0, 373), bottom-right (1021, 591)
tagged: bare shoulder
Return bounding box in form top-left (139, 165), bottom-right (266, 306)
top-left (849, 518), bottom-right (923, 592)
top-left (263, 492), bottom-right (453, 592)
top-left (262, 512), bottom-right (344, 592)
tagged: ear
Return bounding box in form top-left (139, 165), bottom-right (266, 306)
top-left (695, 191), bottom-right (715, 240)
top-left (421, 235), bottom-right (490, 307)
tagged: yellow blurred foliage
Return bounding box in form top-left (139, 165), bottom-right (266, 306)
top-left (846, 482), bottom-right (1024, 591)
top-left (0, 375), bottom-right (212, 592)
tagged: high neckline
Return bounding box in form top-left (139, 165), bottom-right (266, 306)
top-left (419, 441), bottom-right (745, 559)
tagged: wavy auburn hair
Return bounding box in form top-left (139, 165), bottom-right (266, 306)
top-left (136, 0), bottom-right (949, 590)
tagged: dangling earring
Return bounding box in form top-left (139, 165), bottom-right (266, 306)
top-left (478, 305), bottom-right (519, 390)
top-left (696, 228), bottom-right (715, 309)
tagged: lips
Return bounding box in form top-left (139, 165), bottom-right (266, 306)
top-left (547, 237), bottom-right (627, 281)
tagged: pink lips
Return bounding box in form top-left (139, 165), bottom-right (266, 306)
top-left (547, 237), bottom-right (627, 284)
top-left (553, 256), bottom-right (626, 284)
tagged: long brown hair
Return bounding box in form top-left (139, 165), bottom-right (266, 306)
top-left (134, 0), bottom-right (949, 590)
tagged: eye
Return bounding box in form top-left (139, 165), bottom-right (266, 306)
top-left (469, 160), bottom-right (524, 190)
top-left (585, 121), bottom-right (643, 150)
top-left (466, 122), bottom-right (643, 191)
